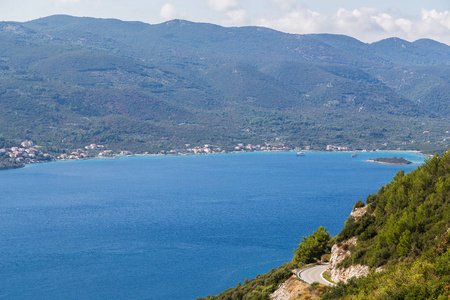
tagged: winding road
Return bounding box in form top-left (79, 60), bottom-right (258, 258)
top-left (298, 263), bottom-right (335, 286)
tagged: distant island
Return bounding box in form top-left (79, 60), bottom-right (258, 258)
top-left (367, 156), bottom-right (413, 165)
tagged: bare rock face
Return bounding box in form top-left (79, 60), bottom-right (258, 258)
top-left (328, 237), bottom-right (369, 283)
top-left (326, 205), bottom-right (372, 282)
top-left (330, 264), bottom-right (369, 283)
top-left (350, 205), bottom-right (368, 219)
top-left (329, 237), bottom-right (357, 270)
top-left (270, 274), bottom-right (309, 300)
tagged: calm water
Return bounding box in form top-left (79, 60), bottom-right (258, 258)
top-left (0, 151), bottom-right (424, 299)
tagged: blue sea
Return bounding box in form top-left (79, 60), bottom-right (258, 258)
top-left (0, 151), bottom-right (424, 299)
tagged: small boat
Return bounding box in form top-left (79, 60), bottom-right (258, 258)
top-left (297, 151), bottom-right (306, 156)
top-left (351, 153), bottom-right (358, 158)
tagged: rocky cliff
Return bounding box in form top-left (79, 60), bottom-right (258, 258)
top-left (350, 205), bottom-right (369, 219)
top-left (328, 206), bottom-right (371, 283)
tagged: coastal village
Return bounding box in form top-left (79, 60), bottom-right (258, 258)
top-left (182, 143), bottom-right (292, 155)
top-left (1, 140), bottom-right (421, 172)
top-left (0, 140), bottom-right (52, 165)
top-left (0, 139), bottom-right (363, 169)
top-left (2, 125), bottom-right (442, 166)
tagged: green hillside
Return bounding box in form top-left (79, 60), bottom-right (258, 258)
top-left (0, 15), bottom-right (448, 154)
top-left (322, 150), bottom-right (450, 299)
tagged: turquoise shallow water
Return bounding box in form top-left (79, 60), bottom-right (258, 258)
top-left (0, 151), bottom-right (424, 299)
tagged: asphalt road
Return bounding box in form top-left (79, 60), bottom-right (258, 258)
top-left (298, 263), bottom-right (335, 286)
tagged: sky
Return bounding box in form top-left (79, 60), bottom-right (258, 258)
top-left (1, 0), bottom-right (449, 44)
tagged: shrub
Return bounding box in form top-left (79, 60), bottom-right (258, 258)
top-left (435, 250), bottom-right (450, 276)
top-left (353, 200), bottom-right (365, 210)
top-left (368, 248), bottom-right (391, 267)
top-left (293, 226), bottom-right (331, 265)
top-left (397, 230), bottom-right (412, 257)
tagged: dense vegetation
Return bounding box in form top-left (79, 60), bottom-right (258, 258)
top-left (322, 256), bottom-right (450, 299)
top-left (0, 155), bottom-right (24, 170)
top-left (336, 152), bottom-right (450, 268)
top-left (0, 15), bottom-right (448, 154)
top-left (370, 156), bottom-right (413, 164)
top-left (321, 150), bottom-right (450, 299)
top-left (293, 226), bottom-right (331, 266)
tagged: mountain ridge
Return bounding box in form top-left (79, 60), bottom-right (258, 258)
top-left (0, 15), bottom-right (448, 154)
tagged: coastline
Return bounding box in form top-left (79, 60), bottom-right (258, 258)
top-left (0, 148), bottom-right (426, 171)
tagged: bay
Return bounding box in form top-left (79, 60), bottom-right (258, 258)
top-left (0, 151), bottom-right (424, 299)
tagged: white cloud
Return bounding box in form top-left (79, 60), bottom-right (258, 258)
top-left (206, 0), bottom-right (247, 25)
top-left (395, 18), bottom-right (413, 33)
top-left (259, 6), bottom-right (326, 34)
top-left (418, 9), bottom-right (450, 37)
top-left (207, 0), bottom-right (238, 12)
top-left (226, 8), bottom-right (248, 25)
top-left (331, 8), bottom-right (390, 35)
top-left (422, 9), bottom-right (450, 27)
top-left (159, 3), bottom-right (181, 21)
top-left (257, 4), bottom-right (450, 44)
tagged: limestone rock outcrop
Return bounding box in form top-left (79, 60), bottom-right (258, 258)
top-left (328, 206), bottom-right (372, 283)
top-left (350, 205), bottom-right (368, 219)
top-left (329, 237), bottom-right (357, 270)
top-left (329, 263), bottom-right (369, 283)
top-left (270, 274), bottom-right (309, 300)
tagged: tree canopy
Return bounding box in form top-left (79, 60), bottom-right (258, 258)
top-left (293, 226), bottom-right (331, 265)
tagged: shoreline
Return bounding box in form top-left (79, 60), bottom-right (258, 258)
top-left (34, 149), bottom-right (424, 164)
top-left (1, 149), bottom-right (426, 171)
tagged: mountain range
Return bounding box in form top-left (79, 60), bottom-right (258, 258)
top-left (0, 15), bottom-right (449, 152)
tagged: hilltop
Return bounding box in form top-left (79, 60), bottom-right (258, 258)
top-left (0, 15), bottom-right (449, 156)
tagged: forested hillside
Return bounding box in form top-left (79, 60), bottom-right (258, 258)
top-left (322, 150), bottom-right (450, 299)
top-left (0, 15), bottom-right (449, 153)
